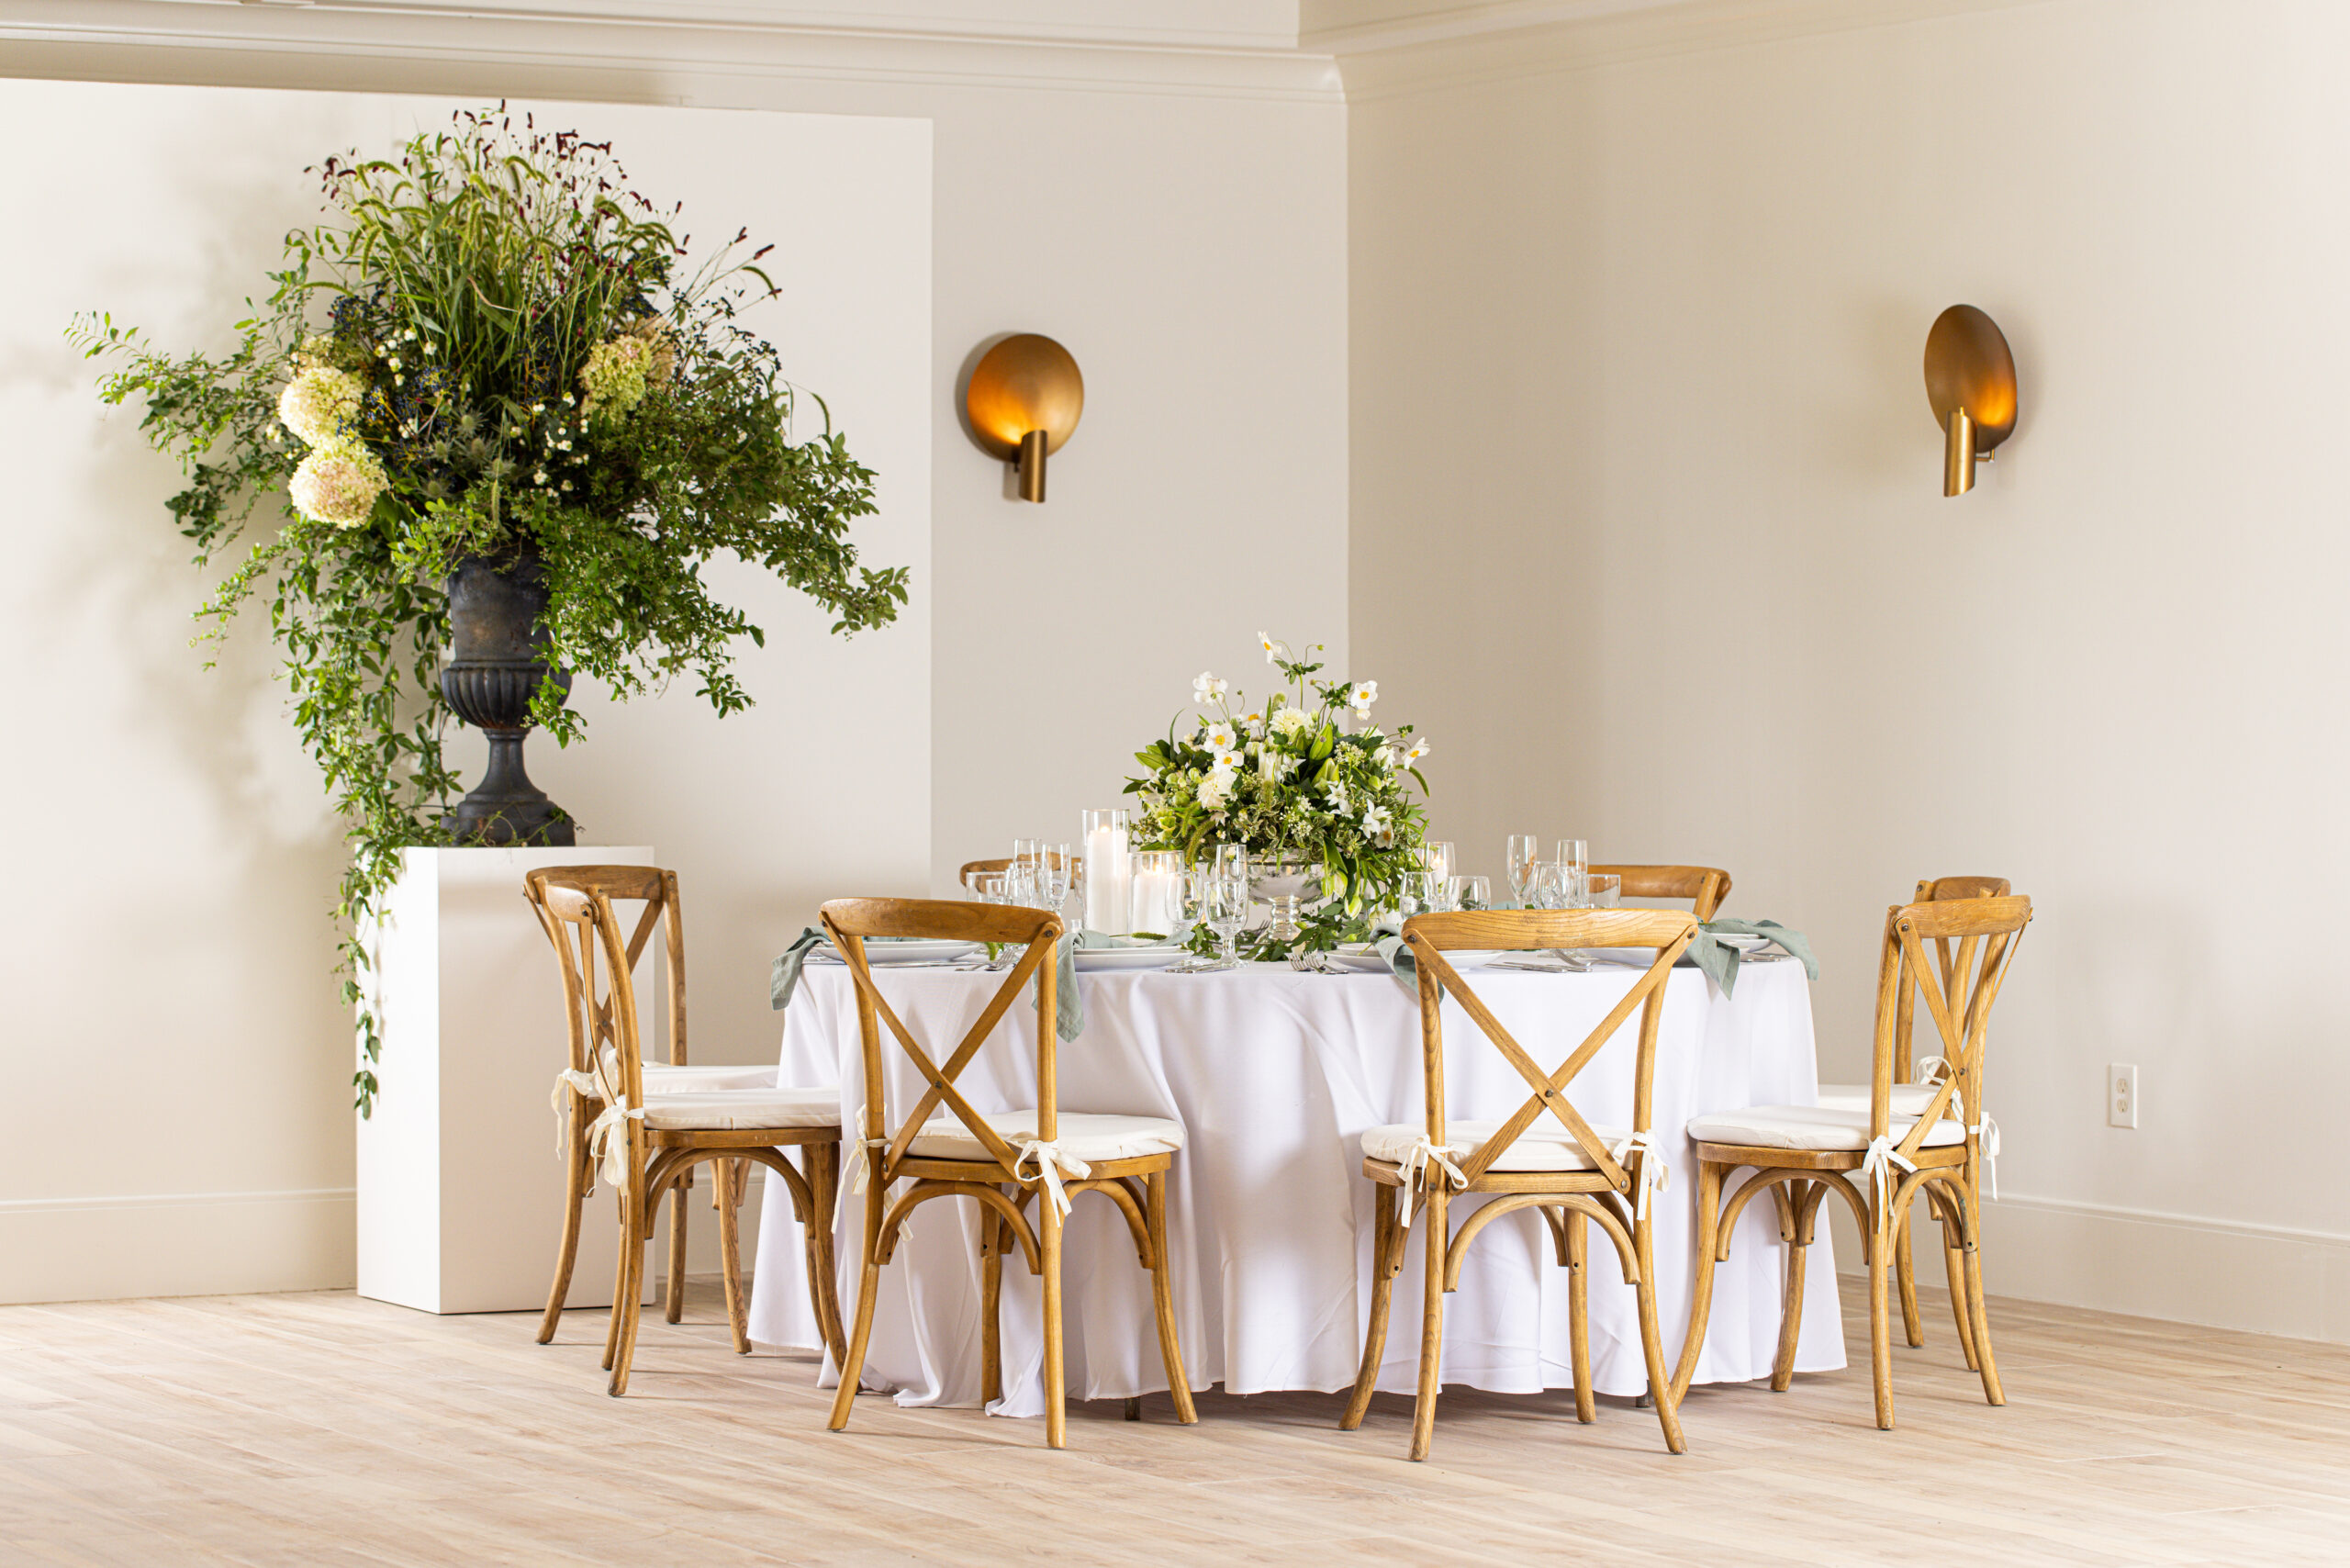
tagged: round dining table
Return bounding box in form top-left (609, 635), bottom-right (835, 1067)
top-left (747, 954), bottom-right (1843, 1418)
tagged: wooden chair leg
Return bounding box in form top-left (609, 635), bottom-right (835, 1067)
top-left (665, 1176), bottom-right (689, 1326)
top-left (1896, 1201), bottom-right (1923, 1349)
top-left (1041, 1195), bottom-right (1068, 1450)
top-left (716, 1159), bottom-right (750, 1355)
top-left (1341, 1187), bottom-right (1401, 1431)
top-left (610, 1190), bottom-right (650, 1398)
top-left (601, 1184), bottom-right (629, 1372)
top-left (538, 1134), bottom-right (590, 1346)
top-left (1964, 1238), bottom-right (2006, 1406)
top-left (1567, 1206), bottom-right (1595, 1424)
top-left (1772, 1180), bottom-right (1810, 1394)
top-left (1867, 1202), bottom-right (1896, 1430)
top-left (803, 1144), bottom-right (848, 1371)
top-left (1935, 1188), bottom-right (1980, 1372)
top-left (1407, 1187), bottom-right (1448, 1462)
top-left (980, 1197), bottom-right (1006, 1406)
top-left (1670, 1161), bottom-right (1724, 1406)
top-left (827, 1186), bottom-right (885, 1433)
top-left (1631, 1213), bottom-right (1687, 1455)
top-left (1145, 1170), bottom-right (1199, 1425)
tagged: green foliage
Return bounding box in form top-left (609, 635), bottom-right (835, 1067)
top-left (1124, 636), bottom-right (1432, 958)
top-left (72, 107), bottom-right (907, 1114)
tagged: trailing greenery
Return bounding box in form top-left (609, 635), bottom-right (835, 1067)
top-left (1124, 635), bottom-right (1431, 958)
top-left (73, 107), bottom-right (907, 1114)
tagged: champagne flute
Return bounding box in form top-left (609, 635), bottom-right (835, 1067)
top-left (1505, 834), bottom-right (1539, 908)
top-left (1203, 862), bottom-right (1249, 971)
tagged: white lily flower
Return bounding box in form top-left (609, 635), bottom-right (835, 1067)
top-left (1361, 803), bottom-right (1393, 835)
top-left (1323, 777), bottom-right (1350, 812)
top-left (1193, 671), bottom-right (1227, 703)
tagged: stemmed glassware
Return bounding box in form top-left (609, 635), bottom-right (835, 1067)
top-left (1449, 874), bottom-right (1491, 913)
top-left (1421, 842), bottom-right (1456, 883)
top-left (1170, 857), bottom-right (1248, 972)
top-left (1505, 834), bottom-right (1539, 908)
top-left (1038, 843), bottom-right (1074, 920)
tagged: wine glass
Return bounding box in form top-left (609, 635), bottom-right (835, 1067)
top-left (1168, 867), bottom-right (1219, 972)
top-left (1554, 839), bottom-right (1589, 905)
top-left (1201, 861), bottom-right (1249, 971)
top-left (1421, 841), bottom-right (1456, 882)
top-left (1449, 874), bottom-right (1491, 913)
top-left (1505, 834), bottom-right (1539, 907)
top-left (1583, 872), bottom-right (1621, 910)
top-left (1401, 869), bottom-right (1442, 917)
top-left (1038, 844), bottom-right (1073, 921)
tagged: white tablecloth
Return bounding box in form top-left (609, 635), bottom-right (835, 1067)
top-left (748, 958), bottom-right (1842, 1416)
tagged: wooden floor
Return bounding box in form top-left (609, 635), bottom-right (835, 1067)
top-left (3, 1279), bottom-right (2346, 1566)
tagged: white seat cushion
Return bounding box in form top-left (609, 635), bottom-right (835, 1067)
top-left (1685, 1104), bottom-right (1965, 1152)
top-left (1814, 1082), bottom-right (1949, 1117)
top-left (640, 1085), bottom-right (841, 1131)
top-left (642, 1063), bottom-right (778, 1094)
top-left (906, 1110), bottom-right (1184, 1164)
top-left (1360, 1118), bottom-right (1630, 1173)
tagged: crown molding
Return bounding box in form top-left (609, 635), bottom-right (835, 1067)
top-left (1325, 0), bottom-right (2062, 102)
top-left (0, 0), bottom-right (1346, 106)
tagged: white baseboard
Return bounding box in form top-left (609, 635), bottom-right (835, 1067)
top-left (0, 1180), bottom-right (760, 1307)
top-left (1830, 1192), bottom-right (2350, 1346)
top-left (0, 1187), bottom-right (357, 1305)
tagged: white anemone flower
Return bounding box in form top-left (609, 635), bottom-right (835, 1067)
top-left (1404, 736), bottom-right (1431, 765)
top-left (1259, 631), bottom-right (1285, 664)
top-left (1203, 721), bottom-right (1237, 752)
top-left (1213, 747), bottom-right (1246, 774)
top-left (1348, 679), bottom-right (1379, 712)
top-left (1193, 671), bottom-right (1227, 703)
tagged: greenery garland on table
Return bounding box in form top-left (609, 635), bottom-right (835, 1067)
top-left (72, 106), bottom-right (907, 1114)
top-left (1124, 634), bottom-right (1431, 956)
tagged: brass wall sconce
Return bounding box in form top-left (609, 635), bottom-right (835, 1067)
top-left (964, 333), bottom-right (1083, 502)
top-left (1924, 305), bottom-right (2018, 497)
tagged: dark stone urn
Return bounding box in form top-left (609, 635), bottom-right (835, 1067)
top-left (441, 550), bottom-right (575, 846)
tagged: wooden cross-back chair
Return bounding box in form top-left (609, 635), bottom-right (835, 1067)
top-left (1677, 894), bottom-right (2031, 1429)
top-left (1816, 875), bottom-right (2014, 1355)
top-left (525, 866), bottom-right (846, 1395)
top-left (1587, 864), bottom-right (1732, 922)
top-left (820, 896), bottom-right (1196, 1450)
top-left (958, 854), bottom-right (1081, 890)
top-left (1339, 907), bottom-right (1700, 1461)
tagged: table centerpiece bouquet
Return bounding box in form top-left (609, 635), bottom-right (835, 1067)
top-left (1124, 634), bottom-right (1431, 958)
top-left (73, 106), bottom-right (906, 1112)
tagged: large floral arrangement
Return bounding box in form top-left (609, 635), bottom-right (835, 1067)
top-left (73, 107), bottom-right (907, 1112)
top-left (1125, 634), bottom-right (1431, 953)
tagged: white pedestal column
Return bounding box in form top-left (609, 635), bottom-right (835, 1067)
top-left (356, 845), bottom-right (655, 1315)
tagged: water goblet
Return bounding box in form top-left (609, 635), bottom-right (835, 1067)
top-left (1583, 872), bottom-right (1621, 910)
top-left (1167, 867), bottom-right (1222, 972)
top-left (1449, 874), bottom-right (1491, 913)
top-left (1201, 864), bottom-right (1250, 970)
top-left (1505, 834), bottom-right (1539, 907)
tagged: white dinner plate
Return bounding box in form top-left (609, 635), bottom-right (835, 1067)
top-left (813, 938), bottom-right (980, 965)
top-left (1074, 946), bottom-right (1188, 971)
top-left (1320, 947), bottom-right (1393, 973)
top-left (1711, 933), bottom-right (1774, 953)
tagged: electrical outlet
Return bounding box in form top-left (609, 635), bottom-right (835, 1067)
top-left (2108, 1063), bottom-right (2138, 1129)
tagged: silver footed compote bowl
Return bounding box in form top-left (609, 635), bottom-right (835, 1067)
top-left (1248, 855), bottom-right (1320, 947)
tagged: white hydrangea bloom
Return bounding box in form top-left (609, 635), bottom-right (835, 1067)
top-left (277, 366), bottom-right (365, 447)
top-left (288, 441), bottom-right (388, 530)
top-left (1197, 772), bottom-right (1230, 809)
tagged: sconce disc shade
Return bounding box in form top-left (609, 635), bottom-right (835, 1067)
top-left (965, 334), bottom-right (1084, 461)
top-left (1923, 305), bottom-right (2018, 449)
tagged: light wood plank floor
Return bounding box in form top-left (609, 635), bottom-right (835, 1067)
top-left (2, 1279), bottom-right (2345, 1565)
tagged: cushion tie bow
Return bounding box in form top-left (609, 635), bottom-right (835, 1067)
top-left (1606, 1130), bottom-right (1672, 1220)
top-left (1013, 1139), bottom-right (1091, 1218)
top-left (1861, 1134), bottom-right (1918, 1215)
top-left (1393, 1135), bottom-right (1468, 1228)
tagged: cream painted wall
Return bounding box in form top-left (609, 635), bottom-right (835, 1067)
top-left (1348, 0), bottom-right (2350, 1339)
top-left (0, 81), bottom-right (931, 1302)
top-left (0, 18), bottom-right (1348, 1301)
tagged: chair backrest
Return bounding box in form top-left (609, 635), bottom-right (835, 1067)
top-left (959, 854), bottom-right (1082, 890)
top-left (1866, 895), bottom-right (2032, 1161)
top-left (523, 865), bottom-right (685, 1113)
top-left (1897, 877), bottom-right (2015, 1080)
top-left (820, 897), bottom-right (1062, 1184)
top-left (1401, 908), bottom-right (1698, 1193)
top-left (1589, 864), bottom-right (1732, 922)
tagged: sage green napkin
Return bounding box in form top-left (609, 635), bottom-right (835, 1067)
top-left (769, 927), bottom-right (826, 1011)
top-left (1039, 929), bottom-right (1173, 1042)
top-left (1690, 918), bottom-right (1819, 997)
